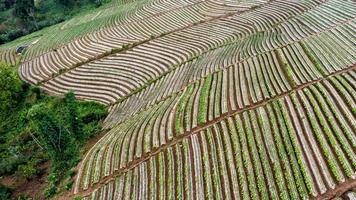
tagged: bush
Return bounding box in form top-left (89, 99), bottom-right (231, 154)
top-left (65, 180), bottom-right (74, 190)
top-left (0, 184), bottom-right (12, 200)
top-left (0, 155), bottom-right (20, 175)
top-left (6, 28), bottom-right (23, 40)
top-left (79, 103), bottom-right (107, 124)
top-left (44, 185), bottom-right (57, 198)
top-left (0, 33), bottom-right (7, 44)
top-left (17, 163), bottom-right (39, 180)
top-left (37, 17), bottom-right (66, 30)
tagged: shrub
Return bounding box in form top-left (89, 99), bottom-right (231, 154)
top-left (6, 28), bottom-right (23, 41)
top-left (0, 184), bottom-right (12, 200)
top-left (65, 180), bottom-right (74, 190)
top-left (44, 185), bottom-right (57, 198)
top-left (17, 163), bottom-right (39, 180)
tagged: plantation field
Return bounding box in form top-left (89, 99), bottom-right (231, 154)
top-left (1, 0), bottom-right (355, 199)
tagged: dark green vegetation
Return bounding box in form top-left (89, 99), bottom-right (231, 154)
top-left (0, 0), bottom-right (107, 44)
top-left (0, 62), bottom-right (107, 198)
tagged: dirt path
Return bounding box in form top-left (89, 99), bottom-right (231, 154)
top-left (310, 179), bottom-right (356, 200)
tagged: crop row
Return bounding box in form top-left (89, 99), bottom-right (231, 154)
top-left (25, 0), bottom-right (354, 109)
top-left (22, 0), bottom-right (206, 61)
top-left (78, 72), bottom-right (355, 199)
top-left (18, 0), bottom-right (336, 102)
top-left (0, 48), bottom-right (17, 65)
top-left (73, 62), bottom-right (356, 193)
top-left (102, 20), bottom-right (355, 129)
top-left (18, 0), bottom-right (268, 83)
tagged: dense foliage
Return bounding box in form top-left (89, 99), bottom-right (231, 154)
top-left (0, 0), bottom-right (105, 44)
top-left (0, 62), bottom-right (107, 198)
top-left (0, 60), bottom-right (22, 111)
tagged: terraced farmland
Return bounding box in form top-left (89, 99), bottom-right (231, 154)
top-left (1, 0), bottom-right (356, 199)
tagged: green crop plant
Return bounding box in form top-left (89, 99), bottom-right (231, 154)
top-left (175, 86), bottom-right (193, 135)
top-left (329, 77), bottom-right (354, 111)
top-left (182, 142), bottom-right (191, 198)
top-left (313, 84), bottom-right (356, 167)
top-left (166, 151), bottom-right (173, 200)
top-left (277, 99), bottom-right (314, 197)
top-left (251, 110), bottom-right (279, 200)
top-left (174, 146), bottom-right (182, 200)
top-left (235, 115), bottom-right (259, 200)
top-left (335, 76), bottom-right (355, 96)
top-left (299, 41), bottom-right (326, 76)
top-left (214, 73), bottom-right (222, 117)
top-left (243, 112), bottom-right (268, 200)
top-left (227, 117), bottom-right (249, 200)
top-left (158, 153), bottom-right (164, 199)
top-left (305, 89), bottom-right (353, 178)
top-left (257, 107), bottom-right (288, 199)
top-left (202, 153), bottom-right (212, 200)
top-left (299, 91), bottom-right (344, 182)
top-left (184, 85), bottom-right (197, 131)
top-left (206, 128), bottom-right (221, 200)
top-left (198, 75), bottom-right (212, 124)
top-left (267, 104), bottom-right (299, 200)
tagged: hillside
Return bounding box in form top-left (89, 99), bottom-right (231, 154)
top-left (1, 0), bottom-right (356, 199)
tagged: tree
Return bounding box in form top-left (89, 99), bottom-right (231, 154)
top-left (14, 0), bottom-right (33, 20)
top-left (0, 0), bottom-right (15, 11)
top-left (14, 0), bottom-right (38, 29)
top-left (56, 0), bottom-right (76, 7)
top-left (64, 91), bottom-right (82, 140)
top-left (0, 62), bottom-right (22, 114)
top-left (27, 103), bottom-right (76, 171)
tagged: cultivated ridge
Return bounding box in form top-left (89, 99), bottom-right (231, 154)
top-left (0, 0), bottom-right (355, 199)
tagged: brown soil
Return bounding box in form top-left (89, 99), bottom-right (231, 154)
top-left (0, 161), bottom-right (50, 200)
top-left (81, 129), bottom-right (109, 154)
top-left (0, 23), bottom-right (7, 32)
top-left (310, 179), bottom-right (356, 200)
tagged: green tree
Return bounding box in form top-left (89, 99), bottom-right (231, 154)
top-left (0, 0), bottom-right (13, 10)
top-left (14, 0), bottom-right (38, 29)
top-left (0, 62), bottom-right (22, 114)
top-left (56, 0), bottom-right (76, 7)
top-left (14, 0), bottom-right (33, 19)
top-left (64, 91), bottom-right (82, 140)
top-left (27, 103), bottom-right (77, 171)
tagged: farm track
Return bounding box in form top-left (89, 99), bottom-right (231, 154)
top-left (73, 64), bottom-right (355, 198)
top-left (310, 179), bottom-right (356, 200)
